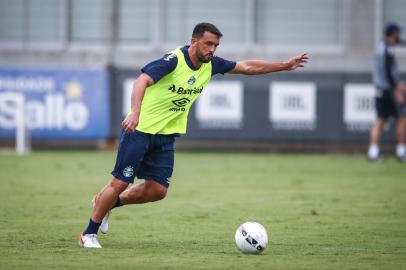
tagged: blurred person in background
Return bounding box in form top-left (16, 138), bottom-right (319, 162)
top-left (78, 22), bottom-right (308, 248)
top-left (368, 23), bottom-right (406, 161)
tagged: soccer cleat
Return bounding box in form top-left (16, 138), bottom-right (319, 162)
top-left (368, 156), bottom-right (384, 162)
top-left (368, 154), bottom-right (384, 162)
top-left (78, 233), bottom-right (102, 248)
top-left (92, 196), bottom-right (111, 234)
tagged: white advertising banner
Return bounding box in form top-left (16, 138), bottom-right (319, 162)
top-left (343, 83), bottom-right (375, 131)
top-left (196, 81), bottom-right (243, 129)
top-left (269, 82), bottom-right (316, 130)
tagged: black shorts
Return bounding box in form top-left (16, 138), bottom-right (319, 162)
top-left (111, 130), bottom-right (176, 188)
top-left (375, 91), bottom-right (399, 119)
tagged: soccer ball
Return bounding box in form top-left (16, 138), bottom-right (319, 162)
top-left (235, 221), bottom-right (268, 254)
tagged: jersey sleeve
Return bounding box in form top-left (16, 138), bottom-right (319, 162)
top-left (211, 56), bottom-right (236, 76)
top-left (141, 53), bottom-right (178, 83)
top-left (384, 47), bottom-right (398, 89)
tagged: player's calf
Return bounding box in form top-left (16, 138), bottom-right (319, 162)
top-left (120, 180), bottom-right (167, 204)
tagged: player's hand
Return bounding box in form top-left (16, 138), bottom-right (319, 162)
top-left (286, 53), bottom-right (309, 71)
top-left (395, 84), bottom-right (406, 106)
top-left (395, 91), bottom-right (405, 106)
top-left (396, 83), bottom-right (406, 94)
top-left (121, 112), bottom-right (139, 133)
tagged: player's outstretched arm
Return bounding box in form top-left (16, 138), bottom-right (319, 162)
top-left (121, 73), bottom-right (154, 133)
top-left (229, 53), bottom-right (309, 75)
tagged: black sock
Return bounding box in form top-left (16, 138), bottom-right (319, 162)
top-left (83, 218), bottom-right (101, 235)
top-left (112, 197), bottom-right (123, 209)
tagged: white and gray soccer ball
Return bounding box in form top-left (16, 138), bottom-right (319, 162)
top-left (235, 221), bottom-right (268, 254)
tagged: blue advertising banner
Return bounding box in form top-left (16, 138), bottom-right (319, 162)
top-left (0, 68), bottom-right (109, 139)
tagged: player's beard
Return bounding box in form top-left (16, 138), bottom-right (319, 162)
top-left (196, 47), bottom-right (212, 63)
top-left (395, 36), bottom-right (401, 44)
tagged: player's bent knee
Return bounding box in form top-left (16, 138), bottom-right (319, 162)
top-left (143, 179), bottom-right (167, 202)
top-left (149, 185), bottom-right (167, 201)
top-left (110, 177), bottom-right (129, 193)
top-left (152, 188), bottom-right (167, 201)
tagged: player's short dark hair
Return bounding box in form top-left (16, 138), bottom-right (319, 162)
top-left (385, 22), bottom-right (401, 37)
top-left (192, 22), bottom-right (223, 38)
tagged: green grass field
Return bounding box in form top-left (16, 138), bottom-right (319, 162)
top-left (0, 150), bottom-right (405, 269)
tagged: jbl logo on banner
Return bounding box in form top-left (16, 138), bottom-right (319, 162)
top-left (343, 83), bottom-right (375, 132)
top-left (269, 82), bottom-right (317, 130)
top-left (196, 81), bottom-right (243, 129)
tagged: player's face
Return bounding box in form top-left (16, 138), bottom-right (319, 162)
top-left (194, 32), bottom-right (220, 63)
top-left (389, 31), bottom-right (401, 44)
top-left (394, 32), bottom-right (401, 44)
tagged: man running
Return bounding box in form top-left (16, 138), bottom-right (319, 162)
top-left (79, 22), bottom-right (308, 248)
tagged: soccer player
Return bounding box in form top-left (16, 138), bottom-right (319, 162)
top-left (368, 23), bottom-right (406, 161)
top-left (79, 22), bottom-right (308, 248)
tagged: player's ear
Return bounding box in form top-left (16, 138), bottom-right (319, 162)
top-left (190, 37), bottom-right (198, 48)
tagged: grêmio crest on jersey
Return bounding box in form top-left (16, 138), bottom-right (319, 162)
top-left (187, 75), bottom-right (196, 85)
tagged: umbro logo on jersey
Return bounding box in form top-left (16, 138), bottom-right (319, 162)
top-left (172, 98), bottom-right (190, 107)
top-left (188, 75), bottom-right (196, 85)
